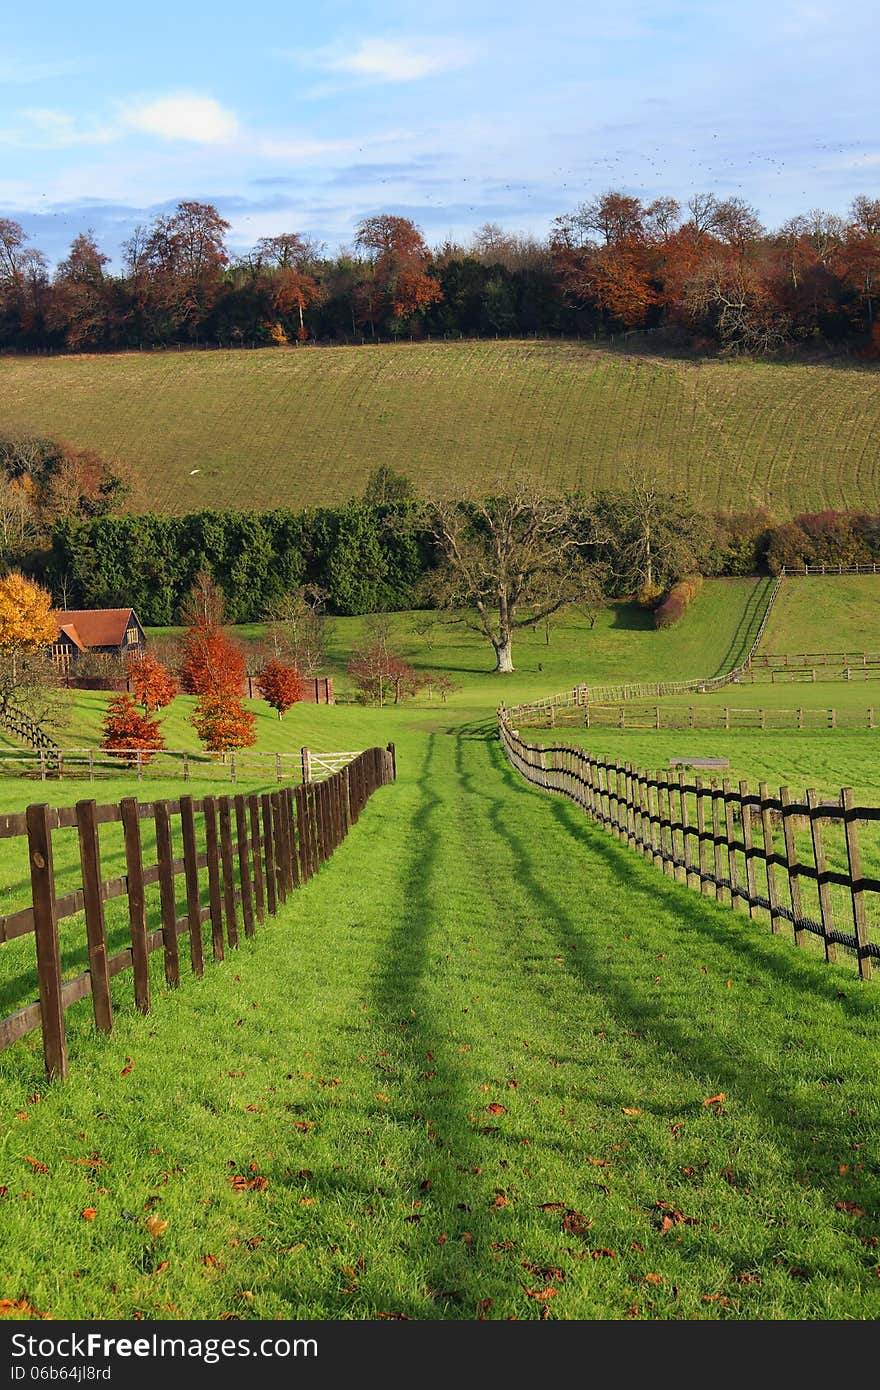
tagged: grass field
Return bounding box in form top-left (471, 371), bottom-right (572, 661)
top-left (2, 341), bottom-right (880, 514)
top-left (1, 729), bottom-right (879, 1320)
top-left (1, 574), bottom-right (879, 1320)
top-left (759, 576), bottom-right (880, 654)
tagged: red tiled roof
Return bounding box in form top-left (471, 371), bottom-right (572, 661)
top-left (53, 609), bottom-right (136, 649)
top-left (57, 621), bottom-right (87, 652)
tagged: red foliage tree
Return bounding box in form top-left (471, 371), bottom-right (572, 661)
top-left (101, 693), bottom-right (165, 763)
top-left (347, 642), bottom-right (421, 705)
top-left (179, 622), bottom-right (245, 698)
top-left (259, 658), bottom-right (305, 718)
top-left (129, 651), bottom-right (177, 711)
top-left (353, 214), bottom-right (442, 333)
top-left (191, 693), bottom-right (257, 754)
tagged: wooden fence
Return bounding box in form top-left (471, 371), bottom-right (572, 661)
top-left (575, 704), bottom-right (878, 731)
top-left (510, 573), bottom-right (785, 722)
top-left (498, 708), bottom-right (879, 980)
top-left (0, 744), bottom-right (396, 1079)
top-left (0, 745), bottom-right (360, 784)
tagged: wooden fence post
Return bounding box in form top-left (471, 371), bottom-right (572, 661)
top-left (218, 797), bottom-right (239, 949)
top-left (154, 801), bottom-right (180, 988)
top-left (780, 787), bottom-right (805, 949)
top-left (234, 796), bottom-right (255, 938)
top-left (75, 800), bottom-right (113, 1034)
top-left (248, 794), bottom-right (266, 924)
top-left (26, 805), bottom-right (67, 1080)
top-left (739, 781), bottom-right (757, 917)
top-left (120, 797), bottom-right (150, 1012)
top-left (842, 787), bottom-right (872, 980)
top-left (261, 793), bottom-right (278, 914)
top-left (179, 796), bottom-right (205, 977)
top-left (807, 790), bottom-right (837, 964)
top-left (301, 747), bottom-right (312, 784)
top-left (202, 797), bottom-right (225, 961)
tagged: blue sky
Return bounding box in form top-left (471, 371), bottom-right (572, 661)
top-left (2, 0), bottom-right (877, 267)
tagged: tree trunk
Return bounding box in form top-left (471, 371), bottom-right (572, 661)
top-left (494, 637), bottom-right (514, 673)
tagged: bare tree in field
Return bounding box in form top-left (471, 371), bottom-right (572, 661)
top-left (425, 479), bottom-right (600, 673)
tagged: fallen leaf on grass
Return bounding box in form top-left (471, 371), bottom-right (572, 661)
top-left (294, 1121), bottom-right (313, 1132)
top-left (145, 1216), bottom-right (168, 1238)
top-left (486, 1103), bottom-right (507, 1116)
top-left (228, 1175), bottom-right (268, 1194)
top-left (121, 1058), bottom-right (134, 1077)
top-left (22, 1157), bottom-right (48, 1174)
top-left (491, 1194), bottom-right (509, 1209)
top-left (522, 1285), bottom-right (559, 1302)
top-left (622, 1108), bottom-right (641, 1117)
top-left (537, 1201), bottom-right (565, 1212)
top-left (702, 1294), bottom-right (732, 1305)
top-left (835, 1202), bottom-right (865, 1216)
top-left (522, 1262), bottom-right (564, 1283)
top-left (591, 1248), bottom-right (616, 1259)
top-left (644, 1273), bottom-right (665, 1285)
top-left (0, 1299), bottom-right (49, 1319)
top-left (375, 1094), bottom-right (391, 1104)
top-left (81, 1208), bottom-right (97, 1221)
top-left (586, 1157), bottom-right (611, 1167)
top-left (154, 1261), bottom-right (169, 1275)
top-left (561, 1210), bottom-right (593, 1237)
top-left (703, 1094), bottom-right (726, 1107)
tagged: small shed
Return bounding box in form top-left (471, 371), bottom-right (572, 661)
top-left (51, 608), bottom-right (147, 670)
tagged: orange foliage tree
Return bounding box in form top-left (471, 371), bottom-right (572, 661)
top-left (354, 214), bottom-right (442, 334)
top-left (179, 618), bottom-right (245, 698)
top-left (101, 693), bottom-right (165, 763)
top-left (192, 693), bottom-right (256, 753)
top-left (259, 658), bottom-right (304, 718)
top-left (129, 651), bottom-right (177, 711)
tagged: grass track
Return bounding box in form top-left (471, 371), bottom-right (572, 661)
top-left (2, 342), bottom-right (880, 513)
top-left (0, 731), bottom-right (879, 1319)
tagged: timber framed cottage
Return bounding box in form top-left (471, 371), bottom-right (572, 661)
top-left (50, 608), bottom-right (147, 671)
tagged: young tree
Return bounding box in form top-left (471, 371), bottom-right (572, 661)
top-left (266, 585), bottom-right (327, 676)
top-left (347, 642), bottom-right (420, 705)
top-left (179, 574), bottom-right (245, 697)
top-left (101, 693), bottom-right (165, 763)
top-left (191, 693), bottom-right (256, 753)
top-left (425, 479), bottom-right (600, 673)
top-left (362, 465), bottom-right (416, 506)
top-left (129, 651), bottom-right (177, 712)
top-left (259, 658), bottom-right (304, 718)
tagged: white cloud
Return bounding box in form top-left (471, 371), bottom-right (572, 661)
top-left (0, 57), bottom-right (79, 85)
top-left (315, 37), bottom-right (472, 83)
top-left (0, 108), bottom-right (117, 149)
top-left (124, 93), bottom-right (239, 144)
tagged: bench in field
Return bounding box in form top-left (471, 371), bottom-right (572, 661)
top-left (669, 757), bottom-right (730, 768)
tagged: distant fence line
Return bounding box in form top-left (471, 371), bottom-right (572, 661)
top-left (0, 745), bottom-right (358, 785)
top-left (0, 744), bottom-right (396, 1079)
top-left (511, 573), bottom-right (785, 722)
top-left (574, 704), bottom-right (880, 732)
top-left (498, 708), bottom-right (878, 980)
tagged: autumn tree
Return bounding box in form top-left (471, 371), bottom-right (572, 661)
top-left (354, 215), bottom-right (442, 334)
top-left (347, 642), bottom-right (420, 705)
top-left (425, 479), bottom-right (601, 673)
top-left (129, 651), bottom-right (177, 712)
top-left (101, 693), bottom-right (165, 763)
top-left (0, 572), bottom-right (59, 732)
top-left (47, 232), bottom-right (113, 350)
top-left (192, 693), bottom-right (256, 753)
top-left (179, 574), bottom-right (245, 697)
top-left (259, 658), bottom-right (305, 718)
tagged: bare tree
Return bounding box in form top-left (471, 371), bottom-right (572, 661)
top-left (425, 478), bottom-right (600, 673)
top-left (266, 585), bottom-right (327, 676)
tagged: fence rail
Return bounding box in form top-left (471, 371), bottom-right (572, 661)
top-left (0, 744), bottom-right (396, 1078)
top-left (575, 704), bottom-right (878, 731)
top-left (498, 708), bottom-right (878, 979)
top-left (0, 745), bottom-right (359, 784)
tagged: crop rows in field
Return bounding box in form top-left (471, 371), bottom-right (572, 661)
top-left (1, 341), bottom-right (879, 514)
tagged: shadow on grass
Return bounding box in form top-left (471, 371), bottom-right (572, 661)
top-left (478, 734), bottom-right (880, 1222)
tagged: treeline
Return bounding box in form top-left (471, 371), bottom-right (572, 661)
top-left (2, 189), bottom-right (879, 357)
top-left (42, 498), bottom-right (880, 627)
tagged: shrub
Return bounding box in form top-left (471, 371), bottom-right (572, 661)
top-left (259, 659), bottom-right (305, 718)
top-left (654, 574), bottom-right (702, 628)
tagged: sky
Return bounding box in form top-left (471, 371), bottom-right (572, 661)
top-left (1, 0), bottom-right (878, 268)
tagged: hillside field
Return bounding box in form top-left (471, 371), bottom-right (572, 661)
top-left (2, 341), bottom-right (880, 514)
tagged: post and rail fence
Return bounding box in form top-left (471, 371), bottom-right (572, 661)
top-left (0, 744), bottom-right (396, 1079)
top-left (0, 745), bottom-right (361, 784)
top-left (498, 707), bottom-right (878, 981)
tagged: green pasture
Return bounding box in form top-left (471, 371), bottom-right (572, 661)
top-left (0, 574), bottom-right (878, 1319)
top-left (2, 341), bottom-right (879, 513)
